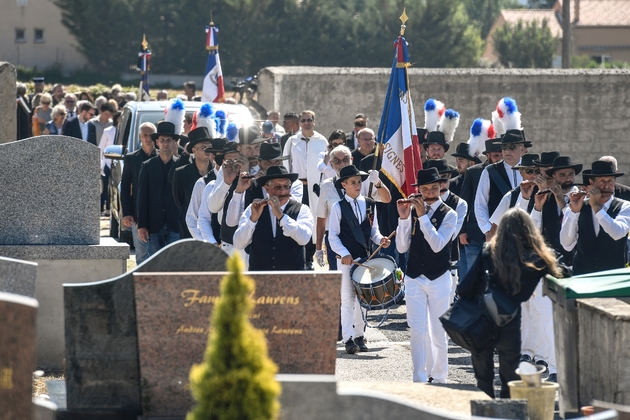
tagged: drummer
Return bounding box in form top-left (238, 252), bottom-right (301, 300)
top-left (396, 167), bottom-right (458, 383)
top-left (328, 165), bottom-right (391, 354)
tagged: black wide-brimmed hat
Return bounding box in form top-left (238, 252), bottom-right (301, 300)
top-left (185, 126), bottom-right (213, 153)
top-left (545, 156), bottom-right (583, 177)
top-left (513, 154), bottom-right (540, 169)
top-left (151, 121), bottom-right (181, 141)
top-left (499, 129), bottom-right (526, 145)
top-left (259, 142), bottom-right (289, 161)
top-left (257, 165), bottom-right (299, 185)
top-left (424, 159), bottom-right (452, 174)
top-left (204, 138), bottom-right (227, 153)
top-left (423, 131), bottom-right (450, 152)
top-left (239, 125), bottom-right (265, 145)
top-left (582, 160), bottom-right (625, 179)
top-left (335, 165), bottom-right (369, 189)
top-left (451, 143), bottom-right (481, 164)
top-left (222, 141), bottom-right (240, 154)
top-left (533, 151), bottom-right (560, 167)
top-left (412, 167), bottom-right (449, 186)
top-left (483, 139), bottom-right (502, 155)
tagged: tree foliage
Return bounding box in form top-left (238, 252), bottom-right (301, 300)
top-left (527, 0), bottom-right (556, 9)
top-left (465, 0), bottom-right (524, 39)
top-left (492, 18), bottom-right (557, 68)
top-left (187, 254), bottom-right (280, 420)
top-left (54, 0), bottom-right (484, 75)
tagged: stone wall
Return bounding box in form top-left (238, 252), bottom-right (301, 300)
top-left (0, 62), bottom-right (16, 143)
top-left (257, 67), bottom-right (630, 184)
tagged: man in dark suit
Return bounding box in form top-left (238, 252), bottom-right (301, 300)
top-left (63, 102), bottom-right (97, 145)
top-left (345, 116), bottom-right (366, 150)
top-left (171, 126), bottom-right (213, 239)
top-left (137, 121), bottom-right (181, 254)
top-left (450, 143), bottom-right (481, 197)
top-left (121, 122), bottom-right (156, 264)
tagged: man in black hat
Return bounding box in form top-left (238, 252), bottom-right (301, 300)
top-left (561, 160), bottom-right (630, 275)
top-left (121, 122), bottom-right (157, 264)
top-left (396, 167), bottom-right (457, 383)
top-left (423, 131), bottom-right (449, 161)
top-left (186, 138), bottom-right (225, 240)
top-left (233, 165), bottom-right (314, 271)
top-left (450, 143), bottom-right (482, 197)
top-left (458, 139), bottom-right (503, 277)
top-left (28, 77), bottom-right (45, 110)
top-left (197, 141), bottom-right (242, 246)
top-left (489, 153), bottom-right (540, 229)
top-left (171, 126), bottom-right (214, 238)
top-left (136, 121), bottom-right (181, 254)
top-left (599, 156), bottom-right (630, 201)
top-left (475, 130), bottom-right (525, 241)
top-left (225, 142), bottom-right (303, 230)
top-left (329, 165), bottom-right (391, 354)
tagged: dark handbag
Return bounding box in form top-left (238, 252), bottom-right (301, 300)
top-left (440, 297), bottom-right (497, 353)
top-left (482, 283), bottom-right (519, 327)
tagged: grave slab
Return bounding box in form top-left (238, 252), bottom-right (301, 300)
top-left (133, 270), bottom-right (340, 418)
top-left (0, 291), bottom-right (38, 420)
top-left (0, 256), bottom-right (37, 297)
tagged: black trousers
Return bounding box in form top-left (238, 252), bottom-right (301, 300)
top-left (470, 310), bottom-right (522, 398)
top-left (302, 184), bottom-right (315, 265)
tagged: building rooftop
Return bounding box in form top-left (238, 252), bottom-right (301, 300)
top-left (555, 0), bottom-right (630, 26)
top-left (499, 9), bottom-right (563, 36)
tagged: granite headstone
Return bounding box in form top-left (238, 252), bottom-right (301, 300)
top-left (471, 399), bottom-right (529, 419)
top-left (0, 136), bottom-right (100, 245)
top-left (62, 240), bottom-right (228, 416)
top-left (0, 291), bottom-right (38, 420)
top-left (133, 270), bottom-right (340, 418)
top-left (0, 256), bottom-right (37, 297)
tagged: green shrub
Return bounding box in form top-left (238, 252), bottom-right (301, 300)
top-left (187, 254), bottom-right (281, 420)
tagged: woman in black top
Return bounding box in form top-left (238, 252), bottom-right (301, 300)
top-left (457, 207), bottom-right (562, 398)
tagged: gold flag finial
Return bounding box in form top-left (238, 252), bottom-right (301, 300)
top-left (399, 8), bottom-right (408, 36)
top-left (141, 34), bottom-right (148, 50)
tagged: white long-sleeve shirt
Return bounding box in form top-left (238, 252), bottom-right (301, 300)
top-left (328, 194), bottom-right (383, 258)
top-left (186, 168), bottom-right (220, 240)
top-left (442, 190), bottom-right (467, 240)
top-left (317, 151), bottom-right (337, 180)
top-left (528, 187), bottom-right (576, 230)
top-left (396, 199), bottom-right (458, 254)
top-left (232, 200), bottom-right (314, 250)
top-left (560, 195), bottom-right (630, 251)
top-left (197, 180), bottom-right (219, 243)
top-left (475, 161), bottom-right (522, 234)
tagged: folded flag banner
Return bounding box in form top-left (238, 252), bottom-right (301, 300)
top-left (202, 20), bottom-right (225, 103)
top-left (137, 34), bottom-right (151, 102)
top-left (377, 9), bottom-right (421, 197)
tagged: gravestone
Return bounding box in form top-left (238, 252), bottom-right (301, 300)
top-left (471, 399), bottom-right (529, 419)
top-left (0, 136), bottom-right (129, 368)
top-left (0, 62), bottom-right (16, 143)
top-left (134, 270), bottom-right (340, 418)
top-left (0, 136), bottom-right (100, 245)
top-left (0, 291), bottom-right (38, 420)
top-left (62, 240), bottom-right (228, 417)
top-left (0, 256), bottom-right (37, 297)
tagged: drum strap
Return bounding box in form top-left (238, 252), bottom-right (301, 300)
top-left (339, 199), bottom-right (369, 252)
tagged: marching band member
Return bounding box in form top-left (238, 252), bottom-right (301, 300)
top-left (396, 168), bottom-right (457, 383)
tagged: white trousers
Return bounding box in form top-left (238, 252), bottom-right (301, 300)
top-left (406, 270), bottom-right (451, 383)
top-left (339, 260), bottom-right (366, 343)
top-left (521, 281), bottom-right (556, 373)
top-left (221, 242), bottom-right (249, 270)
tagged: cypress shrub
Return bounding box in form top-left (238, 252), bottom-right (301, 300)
top-left (187, 254), bottom-right (281, 420)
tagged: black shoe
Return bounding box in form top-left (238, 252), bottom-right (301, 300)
top-left (535, 359), bottom-right (548, 372)
top-left (354, 336), bottom-right (368, 352)
top-left (345, 338), bottom-right (359, 354)
top-left (546, 373), bottom-right (557, 383)
top-left (305, 261), bottom-right (314, 270)
top-left (520, 354), bottom-right (532, 363)
top-left (428, 376), bottom-right (434, 384)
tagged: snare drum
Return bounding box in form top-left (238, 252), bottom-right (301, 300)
top-left (350, 255), bottom-right (404, 310)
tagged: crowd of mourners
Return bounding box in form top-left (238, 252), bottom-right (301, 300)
top-left (17, 80), bottom-right (630, 398)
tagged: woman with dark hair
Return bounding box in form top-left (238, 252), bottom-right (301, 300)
top-left (78, 91), bottom-right (94, 104)
top-left (456, 207), bottom-right (562, 398)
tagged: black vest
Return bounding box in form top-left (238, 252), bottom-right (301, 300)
top-left (540, 193), bottom-right (573, 266)
top-left (487, 163), bottom-right (512, 217)
top-left (203, 171), bottom-right (221, 244)
top-left (443, 191), bottom-right (461, 262)
top-left (244, 179), bottom-right (265, 207)
top-left (509, 186), bottom-right (536, 212)
top-left (248, 200), bottom-right (305, 271)
top-left (220, 179), bottom-right (239, 245)
top-left (573, 199), bottom-right (627, 275)
top-left (406, 203), bottom-right (452, 280)
top-left (338, 197), bottom-right (376, 259)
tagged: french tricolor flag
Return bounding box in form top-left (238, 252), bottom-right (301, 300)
top-left (202, 23), bottom-right (225, 103)
top-left (377, 34), bottom-right (421, 197)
